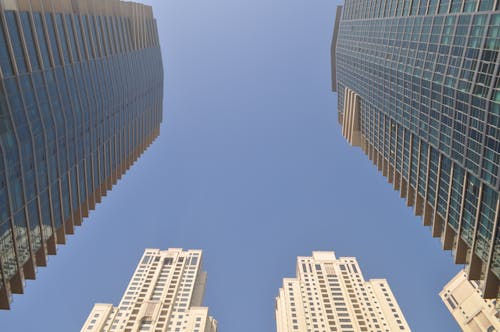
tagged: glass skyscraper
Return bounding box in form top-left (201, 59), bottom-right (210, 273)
top-left (0, 0), bottom-right (163, 308)
top-left (332, 1), bottom-right (499, 298)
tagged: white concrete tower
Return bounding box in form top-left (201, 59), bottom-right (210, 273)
top-left (81, 248), bottom-right (217, 332)
top-left (440, 270), bottom-right (500, 332)
top-left (275, 251), bottom-right (410, 332)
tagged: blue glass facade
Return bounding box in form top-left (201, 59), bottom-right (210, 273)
top-left (333, 0), bottom-right (499, 298)
top-left (0, 0), bottom-right (162, 308)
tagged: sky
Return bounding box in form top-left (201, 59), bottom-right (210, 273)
top-left (0, 0), bottom-right (463, 331)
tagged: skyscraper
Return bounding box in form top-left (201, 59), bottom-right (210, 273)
top-left (275, 251), bottom-right (410, 332)
top-left (332, 1), bottom-right (500, 298)
top-left (0, 0), bottom-right (163, 308)
top-left (440, 270), bottom-right (500, 331)
top-left (81, 248), bottom-right (217, 332)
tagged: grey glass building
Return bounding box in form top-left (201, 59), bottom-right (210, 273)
top-left (332, 0), bottom-right (499, 298)
top-left (0, 0), bottom-right (162, 308)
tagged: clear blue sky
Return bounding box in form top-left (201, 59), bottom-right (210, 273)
top-left (1, 0), bottom-right (461, 331)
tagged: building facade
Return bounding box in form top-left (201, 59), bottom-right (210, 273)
top-left (81, 248), bottom-right (217, 332)
top-left (0, 0), bottom-right (163, 308)
top-left (275, 251), bottom-right (410, 332)
top-left (440, 270), bottom-right (500, 331)
top-left (332, 0), bottom-right (500, 298)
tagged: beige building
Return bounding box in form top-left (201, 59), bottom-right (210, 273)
top-left (81, 249), bottom-right (217, 332)
top-left (440, 270), bottom-right (499, 332)
top-left (276, 251), bottom-right (411, 332)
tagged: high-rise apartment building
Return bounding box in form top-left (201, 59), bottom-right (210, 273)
top-left (275, 251), bottom-right (410, 332)
top-left (332, 1), bottom-right (500, 298)
top-left (440, 270), bottom-right (500, 332)
top-left (0, 0), bottom-right (163, 308)
top-left (81, 248), bottom-right (217, 332)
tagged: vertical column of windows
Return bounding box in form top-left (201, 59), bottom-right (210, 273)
top-left (0, 14), bottom-right (14, 77)
top-left (427, 147), bottom-right (439, 207)
top-left (89, 59), bottom-right (99, 189)
top-left (418, 141), bottom-right (429, 197)
top-left (409, 136), bottom-right (419, 189)
top-left (428, 0), bottom-right (439, 14)
top-left (52, 66), bottom-right (72, 224)
top-left (401, 129), bottom-right (410, 180)
top-left (19, 74), bottom-right (44, 252)
top-left (387, 118), bottom-right (394, 165)
top-left (475, 186), bottom-right (498, 261)
top-left (94, 16), bottom-right (104, 58)
top-left (483, 100), bottom-right (499, 187)
top-left (479, 0), bottom-right (495, 11)
top-left (73, 16), bottom-right (85, 62)
top-left (64, 14), bottom-right (78, 63)
top-left (42, 69), bottom-right (63, 230)
top-left (464, 0), bottom-right (479, 12)
top-left (65, 66), bottom-right (82, 214)
top-left (437, 156), bottom-right (452, 218)
top-left (112, 17), bottom-right (121, 54)
top-left (99, 16), bottom-right (110, 57)
top-left (5, 12), bottom-right (27, 74)
top-left (19, 13), bottom-right (39, 71)
top-left (4, 77), bottom-right (31, 267)
top-left (448, 165), bottom-right (464, 230)
top-left (32, 13), bottom-right (50, 70)
top-left (491, 221), bottom-right (500, 278)
top-left (116, 17), bottom-right (124, 54)
top-left (87, 16), bottom-right (100, 58)
top-left (54, 14), bottom-right (70, 65)
top-left (78, 61), bottom-right (92, 200)
top-left (44, 13), bottom-right (61, 66)
top-left (409, 0), bottom-right (419, 16)
top-left (107, 17), bottom-right (117, 55)
top-left (32, 71), bottom-right (54, 242)
top-left (81, 16), bottom-right (93, 59)
top-left (460, 175), bottom-right (481, 245)
top-left (0, 83), bottom-right (17, 285)
top-left (450, 0), bottom-right (464, 13)
top-left (390, 0), bottom-right (399, 17)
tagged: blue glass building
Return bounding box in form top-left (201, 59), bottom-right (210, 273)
top-left (332, 0), bottom-right (499, 298)
top-left (0, 0), bottom-right (163, 308)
